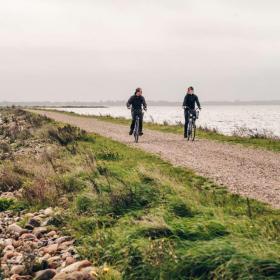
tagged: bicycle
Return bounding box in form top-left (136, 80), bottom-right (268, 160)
top-left (128, 107), bottom-right (146, 143)
top-left (133, 115), bottom-right (140, 143)
top-left (184, 107), bottom-right (200, 141)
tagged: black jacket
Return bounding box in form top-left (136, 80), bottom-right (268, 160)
top-left (127, 95), bottom-right (147, 111)
top-left (183, 94), bottom-right (201, 110)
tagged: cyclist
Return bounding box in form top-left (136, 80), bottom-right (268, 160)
top-left (183, 86), bottom-right (201, 138)
top-left (127, 87), bottom-right (147, 136)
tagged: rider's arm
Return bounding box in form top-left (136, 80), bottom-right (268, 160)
top-left (183, 95), bottom-right (187, 108)
top-left (127, 96), bottom-right (133, 108)
top-left (195, 95), bottom-right (201, 109)
top-left (142, 96), bottom-right (147, 110)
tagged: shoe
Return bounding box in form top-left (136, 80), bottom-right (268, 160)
top-left (184, 135), bottom-right (187, 138)
top-left (129, 130), bottom-right (133, 135)
top-left (139, 132), bottom-right (144, 136)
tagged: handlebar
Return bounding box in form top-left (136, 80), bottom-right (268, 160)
top-left (127, 107), bottom-right (147, 111)
top-left (183, 106), bottom-right (201, 110)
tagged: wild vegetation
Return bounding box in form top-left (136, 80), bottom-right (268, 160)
top-left (1, 108), bottom-right (280, 279)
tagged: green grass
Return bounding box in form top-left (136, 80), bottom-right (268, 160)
top-left (93, 114), bottom-right (280, 152)
top-left (40, 109), bottom-right (280, 152)
top-left (5, 108), bottom-right (280, 279)
top-left (62, 133), bottom-right (280, 279)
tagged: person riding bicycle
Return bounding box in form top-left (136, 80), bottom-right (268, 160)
top-left (183, 86), bottom-right (201, 138)
top-left (127, 87), bottom-right (147, 136)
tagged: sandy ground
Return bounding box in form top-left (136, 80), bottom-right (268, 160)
top-left (32, 110), bottom-right (280, 208)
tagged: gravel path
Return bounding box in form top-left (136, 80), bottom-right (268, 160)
top-left (33, 110), bottom-right (280, 208)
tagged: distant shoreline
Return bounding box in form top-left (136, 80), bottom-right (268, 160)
top-left (0, 100), bottom-right (280, 107)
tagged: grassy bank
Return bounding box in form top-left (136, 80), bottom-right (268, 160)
top-left (93, 115), bottom-right (280, 152)
top-left (35, 109), bottom-right (280, 152)
top-left (1, 108), bottom-right (280, 279)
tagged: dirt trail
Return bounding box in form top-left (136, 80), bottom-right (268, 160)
top-left (32, 110), bottom-right (280, 208)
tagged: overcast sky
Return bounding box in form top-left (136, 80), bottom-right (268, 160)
top-left (1, 0), bottom-right (280, 102)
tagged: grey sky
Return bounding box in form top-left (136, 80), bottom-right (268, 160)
top-left (1, 0), bottom-right (280, 102)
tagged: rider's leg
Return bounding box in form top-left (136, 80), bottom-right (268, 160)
top-left (130, 111), bottom-right (136, 135)
top-left (139, 112), bottom-right (143, 135)
top-left (184, 110), bottom-right (190, 137)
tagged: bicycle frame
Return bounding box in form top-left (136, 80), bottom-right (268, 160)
top-left (185, 108), bottom-right (200, 141)
top-left (134, 116), bottom-right (140, 143)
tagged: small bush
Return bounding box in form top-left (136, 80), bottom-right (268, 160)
top-left (56, 174), bottom-right (86, 193)
top-left (23, 112), bottom-right (50, 127)
top-left (0, 141), bottom-right (11, 153)
top-left (0, 198), bottom-right (14, 211)
top-left (170, 199), bottom-right (194, 217)
top-left (140, 226), bottom-right (173, 239)
top-left (97, 148), bottom-right (121, 161)
top-left (109, 184), bottom-right (160, 216)
top-left (76, 194), bottom-right (96, 214)
top-left (47, 125), bottom-right (87, 146)
top-left (47, 213), bottom-right (66, 227)
top-left (9, 200), bottom-right (29, 212)
top-left (21, 178), bottom-right (57, 206)
top-left (0, 165), bottom-right (23, 192)
top-left (17, 129), bottom-right (32, 140)
top-left (73, 217), bottom-right (105, 235)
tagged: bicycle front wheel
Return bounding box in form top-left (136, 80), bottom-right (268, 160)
top-left (187, 121), bottom-right (193, 141)
top-left (192, 123), bottom-right (196, 141)
top-left (134, 118), bottom-right (140, 143)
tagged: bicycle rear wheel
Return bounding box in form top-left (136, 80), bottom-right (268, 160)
top-left (134, 118), bottom-right (140, 143)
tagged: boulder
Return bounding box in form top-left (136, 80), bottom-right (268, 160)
top-left (65, 257), bottom-right (75, 266)
top-left (47, 256), bottom-right (62, 269)
top-left (28, 217), bottom-right (41, 227)
top-left (43, 243), bottom-right (58, 255)
top-left (3, 244), bottom-right (15, 253)
top-left (60, 260), bottom-right (92, 274)
top-left (10, 265), bottom-right (25, 275)
top-left (33, 227), bottom-right (48, 238)
top-left (55, 236), bottom-right (72, 245)
top-left (34, 269), bottom-right (57, 280)
top-left (20, 233), bottom-right (38, 241)
top-left (53, 271), bottom-right (95, 280)
top-left (44, 208), bottom-right (54, 216)
top-left (10, 275), bottom-right (32, 280)
top-left (8, 223), bottom-right (23, 234)
top-left (46, 231), bottom-right (57, 237)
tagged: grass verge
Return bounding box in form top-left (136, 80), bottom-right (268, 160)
top-left (1, 108), bottom-right (280, 279)
top-left (35, 109), bottom-right (280, 152)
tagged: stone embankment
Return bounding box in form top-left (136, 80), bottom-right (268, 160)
top-left (0, 197), bottom-right (97, 280)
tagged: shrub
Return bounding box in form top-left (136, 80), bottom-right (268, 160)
top-left (96, 148), bottom-right (121, 161)
top-left (23, 112), bottom-right (50, 127)
top-left (47, 125), bottom-right (87, 146)
top-left (56, 174), bottom-right (87, 193)
top-left (0, 141), bottom-right (11, 154)
top-left (75, 194), bottom-right (96, 214)
top-left (0, 165), bottom-right (23, 192)
top-left (17, 129), bottom-right (32, 140)
top-left (0, 198), bottom-right (14, 211)
top-left (21, 177), bottom-right (57, 206)
top-left (47, 213), bottom-right (66, 227)
top-left (73, 217), bottom-right (99, 235)
top-left (170, 199), bottom-right (194, 217)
